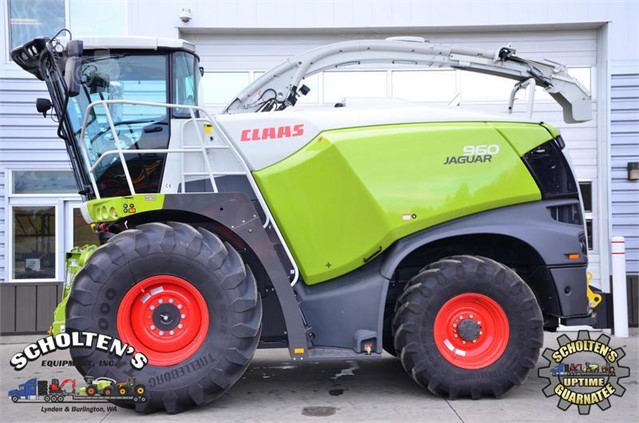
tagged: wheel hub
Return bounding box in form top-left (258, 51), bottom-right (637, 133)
top-left (457, 318), bottom-right (481, 341)
top-left (117, 275), bottom-right (209, 366)
top-left (152, 304), bottom-right (181, 331)
top-left (433, 293), bottom-right (510, 370)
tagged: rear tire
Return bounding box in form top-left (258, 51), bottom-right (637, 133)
top-left (66, 222), bottom-right (262, 413)
top-left (393, 255), bottom-right (542, 399)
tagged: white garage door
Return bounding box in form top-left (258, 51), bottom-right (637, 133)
top-left (186, 29), bottom-right (603, 284)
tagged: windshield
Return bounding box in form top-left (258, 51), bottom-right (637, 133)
top-left (63, 51), bottom-right (199, 197)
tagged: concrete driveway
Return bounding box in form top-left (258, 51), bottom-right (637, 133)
top-left (0, 331), bottom-right (637, 423)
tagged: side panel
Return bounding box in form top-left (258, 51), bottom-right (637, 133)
top-left (254, 122), bottom-right (547, 284)
top-left (295, 257), bottom-right (388, 352)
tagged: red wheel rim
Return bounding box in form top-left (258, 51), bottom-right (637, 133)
top-left (433, 293), bottom-right (509, 369)
top-left (117, 275), bottom-right (209, 366)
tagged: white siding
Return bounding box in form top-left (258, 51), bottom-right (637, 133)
top-left (0, 78), bottom-right (70, 281)
top-left (611, 73), bottom-right (639, 274)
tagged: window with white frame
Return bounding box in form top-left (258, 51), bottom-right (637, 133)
top-left (8, 169), bottom-right (77, 281)
top-left (199, 66), bottom-right (593, 110)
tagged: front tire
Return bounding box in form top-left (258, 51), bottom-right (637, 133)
top-left (66, 222), bottom-right (262, 413)
top-left (393, 255), bottom-right (542, 399)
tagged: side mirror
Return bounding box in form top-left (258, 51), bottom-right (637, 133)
top-left (36, 98), bottom-right (52, 117)
top-left (64, 40), bottom-right (83, 97)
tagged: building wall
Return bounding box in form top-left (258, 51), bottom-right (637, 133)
top-left (0, 2), bottom-right (637, 294)
top-left (611, 73), bottom-right (639, 273)
top-left (0, 282), bottom-right (63, 334)
top-left (0, 78), bottom-right (71, 281)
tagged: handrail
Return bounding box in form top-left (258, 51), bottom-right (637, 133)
top-left (77, 98), bottom-right (301, 286)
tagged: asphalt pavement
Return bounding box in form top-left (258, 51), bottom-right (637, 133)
top-left (0, 331), bottom-right (637, 423)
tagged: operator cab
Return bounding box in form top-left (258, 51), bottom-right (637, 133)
top-left (11, 34), bottom-right (201, 199)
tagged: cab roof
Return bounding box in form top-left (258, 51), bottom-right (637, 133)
top-left (71, 36), bottom-right (196, 52)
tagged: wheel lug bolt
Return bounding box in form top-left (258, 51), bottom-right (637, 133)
top-left (159, 299), bottom-right (163, 304)
top-left (150, 325), bottom-right (155, 330)
top-left (453, 323), bottom-right (457, 328)
top-left (479, 331), bottom-right (483, 335)
top-left (462, 341), bottom-right (467, 344)
top-left (181, 314), bottom-right (186, 319)
top-left (459, 315), bottom-right (463, 320)
top-left (454, 334), bottom-right (458, 338)
top-left (469, 314), bottom-right (474, 319)
top-left (159, 331), bottom-right (164, 335)
top-left (178, 324), bottom-right (183, 329)
top-left (473, 340), bottom-right (477, 343)
top-left (169, 330), bottom-right (175, 335)
top-left (477, 321), bottom-right (481, 325)
top-left (150, 305), bottom-right (155, 310)
top-left (169, 298), bottom-right (174, 303)
top-left (178, 304), bottom-right (183, 309)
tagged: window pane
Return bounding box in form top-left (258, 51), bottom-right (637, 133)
top-left (201, 72), bottom-right (250, 105)
top-left (13, 206), bottom-right (56, 279)
top-left (13, 170), bottom-right (77, 194)
top-left (460, 72), bottom-right (518, 102)
top-left (295, 74), bottom-right (320, 104)
top-left (585, 219), bottom-right (593, 251)
top-left (323, 71), bottom-right (387, 104)
top-left (392, 70), bottom-right (456, 102)
top-left (173, 52), bottom-right (200, 116)
top-left (72, 208), bottom-right (99, 247)
top-left (9, 0), bottom-right (65, 50)
top-left (568, 67), bottom-right (591, 91)
top-left (579, 181), bottom-right (593, 213)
